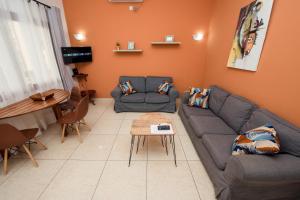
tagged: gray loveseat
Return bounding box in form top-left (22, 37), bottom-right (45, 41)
top-left (111, 76), bottom-right (179, 113)
top-left (179, 85), bottom-right (300, 200)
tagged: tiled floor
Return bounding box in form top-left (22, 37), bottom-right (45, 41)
top-left (0, 99), bottom-right (216, 200)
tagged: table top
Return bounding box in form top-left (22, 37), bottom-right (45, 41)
top-left (0, 89), bottom-right (69, 120)
top-left (131, 113), bottom-right (175, 136)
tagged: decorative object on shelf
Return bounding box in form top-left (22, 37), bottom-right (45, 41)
top-left (115, 42), bottom-right (121, 50)
top-left (73, 32), bottom-right (86, 41)
top-left (128, 41), bottom-right (135, 50)
top-left (193, 32), bottom-right (204, 41)
top-left (165, 35), bottom-right (174, 42)
top-left (152, 35), bottom-right (181, 45)
top-left (227, 0), bottom-right (274, 71)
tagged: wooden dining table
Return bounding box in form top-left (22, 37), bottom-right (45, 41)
top-left (0, 89), bottom-right (70, 158)
top-left (0, 89), bottom-right (69, 120)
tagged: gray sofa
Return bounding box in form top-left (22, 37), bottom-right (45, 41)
top-left (179, 85), bottom-right (300, 200)
top-left (111, 76), bottom-right (179, 113)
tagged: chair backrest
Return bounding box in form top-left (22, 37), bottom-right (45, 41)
top-left (70, 87), bottom-right (81, 102)
top-left (0, 124), bottom-right (27, 149)
top-left (75, 95), bottom-right (89, 121)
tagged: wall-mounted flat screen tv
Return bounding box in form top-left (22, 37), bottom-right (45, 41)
top-left (61, 46), bottom-right (92, 64)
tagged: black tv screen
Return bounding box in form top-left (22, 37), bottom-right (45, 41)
top-left (61, 47), bottom-right (92, 64)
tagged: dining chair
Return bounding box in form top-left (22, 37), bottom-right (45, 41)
top-left (59, 86), bottom-right (82, 111)
top-left (0, 124), bottom-right (47, 175)
top-left (58, 95), bottom-right (91, 143)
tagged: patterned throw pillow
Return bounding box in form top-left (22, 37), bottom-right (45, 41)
top-left (188, 87), bottom-right (210, 109)
top-left (157, 81), bottom-right (172, 95)
top-left (232, 123), bottom-right (280, 156)
top-left (119, 81), bottom-right (136, 96)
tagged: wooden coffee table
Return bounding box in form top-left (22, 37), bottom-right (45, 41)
top-left (128, 113), bottom-right (177, 167)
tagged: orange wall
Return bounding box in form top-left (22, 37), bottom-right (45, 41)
top-left (63, 0), bottom-right (213, 97)
top-left (203, 0), bottom-right (300, 126)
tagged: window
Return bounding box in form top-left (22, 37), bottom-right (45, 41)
top-left (0, 0), bottom-right (63, 107)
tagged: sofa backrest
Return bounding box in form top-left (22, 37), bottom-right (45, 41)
top-left (219, 95), bottom-right (257, 132)
top-left (208, 86), bottom-right (230, 115)
top-left (146, 76), bottom-right (173, 92)
top-left (241, 109), bottom-right (300, 157)
top-left (119, 76), bottom-right (146, 93)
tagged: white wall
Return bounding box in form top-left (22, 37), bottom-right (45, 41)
top-left (39, 0), bottom-right (70, 45)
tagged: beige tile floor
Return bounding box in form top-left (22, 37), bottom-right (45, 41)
top-left (0, 99), bottom-right (216, 200)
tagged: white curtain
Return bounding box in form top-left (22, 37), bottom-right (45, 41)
top-left (0, 0), bottom-right (63, 107)
top-left (47, 7), bottom-right (74, 92)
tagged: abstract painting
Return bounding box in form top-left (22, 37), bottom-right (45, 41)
top-left (227, 0), bottom-right (274, 71)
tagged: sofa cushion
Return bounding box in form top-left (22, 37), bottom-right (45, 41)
top-left (203, 134), bottom-right (236, 170)
top-left (241, 109), bottom-right (300, 157)
top-left (208, 86), bottom-right (230, 115)
top-left (120, 93), bottom-right (145, 103)
top-left (145, 93), bottom-right (169, 104)
top-left (119, 76), bottom-right (146, 93)
top-left (232, 123), bottom-right (280, 156)
top-left (225, 154), bottom-right (300, 183)
top-left (182, 104), bottom-right (216, 118)
top-left (119, 81), bottom-right (136, 96)
top-left (146, 76), bottom-right (173, 92)
top-left (188, 88), bottom-right (210, 109)
top-left (189, 116), bottom-right (236, 138)
top-left (219, 95), bottom-right (256, 132)
top-left (157, 81), bottom-right (172, 95)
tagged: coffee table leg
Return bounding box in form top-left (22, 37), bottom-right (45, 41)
top-left (128, 135), bottom-right (135, 167)
top-left (164, 136), bottom-right (168, 155)
top-left (161, 136), bottom-right (164, 147)
top-left (169, 135), bottom-right (172, 144)
top-left (142, 136), bottom-right (146, 147)
top-left (172, 135), bottom-right (177, 167)
top-left (136, 136), bottom-right (141, 154)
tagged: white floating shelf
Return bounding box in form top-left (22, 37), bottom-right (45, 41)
top-left (151, 42), bottom-right (181, 45)
top-left (113, 49), bottom-right (143, 53)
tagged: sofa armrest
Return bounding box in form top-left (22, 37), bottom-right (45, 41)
top-left (224, 155), bottom-right (300, 185)
top-left (111, 86), bottom-right (122, 100)
top-left (181, 91), bottom-right (190, 104)
top-left (168, 87), bottom-right (179, 101)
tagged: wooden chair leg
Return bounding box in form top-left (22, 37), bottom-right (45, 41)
top-left (3, 149), bottom-right (8, 175)
top-left (61, 124), bottom-right (66, 143)
top-left (81, 118), bottom-right (91, 131)
top-left (22, 145), bottom-right (38, 167)
top-left (34, 138), bottom-right (47, 150)
top-left (75, 123), bottom-right (83, 143)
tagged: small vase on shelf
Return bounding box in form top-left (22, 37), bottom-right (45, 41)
top-left (116, 42), bottom-right (121, 50)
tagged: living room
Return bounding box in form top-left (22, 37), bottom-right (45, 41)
top-left (0, 0), bottom-right (299, 200)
